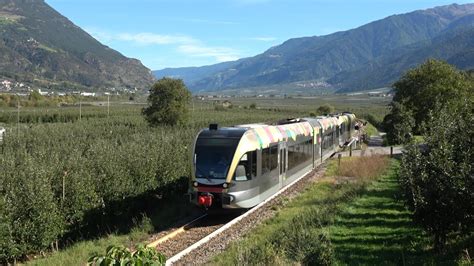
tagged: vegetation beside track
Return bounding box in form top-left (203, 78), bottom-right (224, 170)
top-left (0, 96), bottom-right (390, 264)
top-left (213, 157), bottom-right (471, 265)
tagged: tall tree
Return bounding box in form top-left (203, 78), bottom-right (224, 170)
top-left (392, 59), bottom-right (472, 133)
top-left (382, 101), bottom-right (415, 145)
top-left (142, 78), bottom-right (191, 126)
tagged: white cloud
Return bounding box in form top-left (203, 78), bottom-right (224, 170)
top-left (178, 45), bottom-right (240, 62)
top-left (251, 36), bottom-right (277, 42)
top-left (85, 27), bottom-right (241, 63)
top-left (115, 33), bottom-right (197, 45)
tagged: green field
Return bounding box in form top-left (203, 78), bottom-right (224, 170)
top-left (0, 95), bottom-right (392, 264)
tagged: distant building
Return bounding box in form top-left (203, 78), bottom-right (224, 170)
top-left (80, 92), bottom-right (96, 97)
top-left (0, 127), bottom-right (5, 142)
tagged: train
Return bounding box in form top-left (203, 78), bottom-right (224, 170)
top-left (188, 113), bottom-right (358, 209)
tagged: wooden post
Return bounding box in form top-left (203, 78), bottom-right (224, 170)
top-left (349, 144), bottom-right (352, 157)
top-left (79, 95), bottom-right (82, 121)
top-left (338, 153), bottom-right (342, 166)
top-left (390, 146), bottom-right (393, 158)
top-left (17, 97), bottom-right (20, 139)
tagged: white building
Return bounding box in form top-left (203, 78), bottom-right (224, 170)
top-left (80, 92), bottom-right (96, 97)
top-left (0, 127), bottom-right (5, 142)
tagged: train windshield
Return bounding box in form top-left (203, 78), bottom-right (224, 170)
top-left (194, 138), bottom-right (239, 179)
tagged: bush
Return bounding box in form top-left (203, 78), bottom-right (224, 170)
top-left (316, 104), bottom-right (335, 115)
top-left (88, 245), bottom-right (166, 266)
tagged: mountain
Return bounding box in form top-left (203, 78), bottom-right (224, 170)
top-left (0, 0), bottom-right (155, 90)
top-left (157, 3), bottom-right (474, 93)
top-left (153, 60), bottom-right (239, 85)
top-left (331, 18), bottom-right (474, 92)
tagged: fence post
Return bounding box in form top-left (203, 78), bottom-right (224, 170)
top-left (390, 146), bottom-right (393, 158)
top-left (349, 145), bottom-right (352, 157)
top-left (338, 153), bottom-right (342, 166)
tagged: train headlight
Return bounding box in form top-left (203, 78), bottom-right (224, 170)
top-left (193, 181), bottom-right (198, 187)
top-left (222, 183), bottom-right (229, 189)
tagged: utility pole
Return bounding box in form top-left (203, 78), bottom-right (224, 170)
top-left (79, 93), bottom-right (82, 121)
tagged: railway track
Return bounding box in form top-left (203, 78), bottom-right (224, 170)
top-left (146, 212), bottom-right (242, 259)
top-left (146, 164), bottom-right (328, 265)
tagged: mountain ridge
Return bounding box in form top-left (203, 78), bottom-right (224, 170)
top-left (0, 0), bottom-right (155, 90)
top-left (154, 3), bottom-right (474, 93)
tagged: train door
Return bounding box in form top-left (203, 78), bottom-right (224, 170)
top-left (278, 142), bottom-right (287, 188)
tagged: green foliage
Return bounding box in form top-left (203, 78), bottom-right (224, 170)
top-left (392, 59), bottom-right (473, 133)
top-left (399, 101), bottom-right (474, 250)
top-left (363, 122), bottom-right (379, 138)
top-left (29, 90), bottom-right (44, 101)
top-left (316, 104), bottom-right (335, 115)
top-left (382, 101), bottom-right (415, 145)
top-left (0, 103), bottom-right (302, 263)
top-left (88, 245), bottom-right (165, 266)
top-left (143, 78), bottom-right (191, 126)
top-left (249, 102), bottom-right (257, 109)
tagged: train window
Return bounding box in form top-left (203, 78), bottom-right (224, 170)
top-left (234, 150), bottom-right (256, 181)
top-left (262, 145), bottom-right (278, 175)
top-left (195, 138), bottom-right (239, 179)
top-left (287, 139), bottom-right (312, 171)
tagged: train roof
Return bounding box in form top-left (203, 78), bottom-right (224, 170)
top-left (199, 113), bottom-right (356, 151)
top-left (198, 127), bottom-right (247, 139)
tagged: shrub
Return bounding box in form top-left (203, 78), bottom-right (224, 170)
top-left (316, 104), bottom-right (334, 115)
top-left (399, 101), bottom-right (474, 251)
top-left (88, 245), bottom-right (166, 266)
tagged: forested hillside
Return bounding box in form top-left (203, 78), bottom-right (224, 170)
top-left (156, 3), bottom-right (474, 93)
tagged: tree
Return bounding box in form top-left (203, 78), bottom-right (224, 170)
top-left (392, 59), bottom-right (473, 133)
top-left (382, 101), bottom-right (415, 145)
top-left (142, 78), bottom-right (191, 126)
top-left (399, 101), bottom-right (474, 251)
top-left (29, 90), bottom-right (44, 102)
top-left (316, 104), bottom-right (334, 115)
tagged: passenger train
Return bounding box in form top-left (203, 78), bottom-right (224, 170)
top-left (189, 113), bottom-right (357, 209)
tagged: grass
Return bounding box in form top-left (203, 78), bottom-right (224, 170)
top-left (330, 160), bottom-right (432, 265)
top-left (213, 156), bottom-right (393, 265)
top-left (213, 156), bottom-right (468, 265)
top-left (364, 122), bottom-right (379, 137)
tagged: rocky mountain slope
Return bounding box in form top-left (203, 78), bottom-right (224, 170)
top-left (0, 0), bottom-right (155, 90)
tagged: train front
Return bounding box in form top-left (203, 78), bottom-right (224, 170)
top-left (189, 124), bottom-right (247, 209)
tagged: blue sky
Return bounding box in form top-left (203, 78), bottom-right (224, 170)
top-left (46, 0), bottom-right (474, 70)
